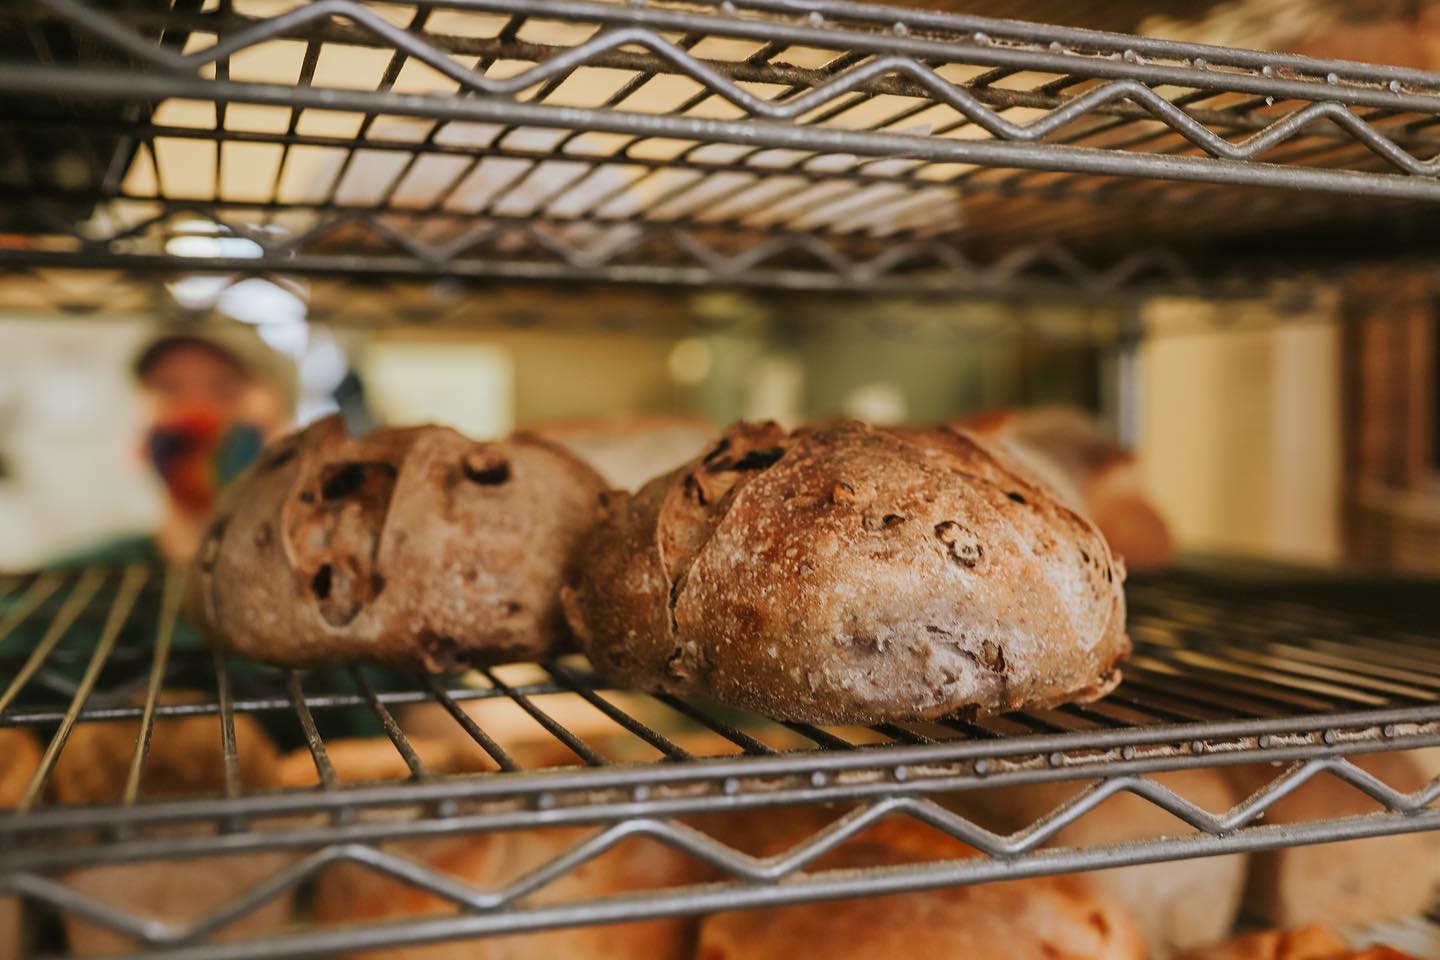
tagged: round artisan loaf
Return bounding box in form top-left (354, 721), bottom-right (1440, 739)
top-left (695, 821), bottom-right (1145, 960)
top-left (1177, 924), bottom-right (1419, 960)
top-left (187, 414), bottom-right (606, 670)
top-left (562, 419), bottom-right (1129, 725)
top-left (947, 769), bottom-right (1247, 954)
top-left (960, 406), bottom-right (1173, 569)
top-left (1, 729), bottom-right (40, 960)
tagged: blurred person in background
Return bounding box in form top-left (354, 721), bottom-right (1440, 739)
top-left (3, 322), bottom-right (402, 743)
top-left (51, 321), bottom-right (296, 567)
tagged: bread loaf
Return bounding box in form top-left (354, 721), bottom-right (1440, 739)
top-left (563, 420), bottom-right (1129, 724)
top-left (274, 735), bottom-right (498, 786)
top-left (694, 817), bottom-right (1145, 960)
top-left (186, 414), bottom-right (606, 670)
top-left (0, 728), bottom-right (41, 960)
top-left (398, 668), bottom-right (668, 763)
top-left (306, 739), bottom-right (705, 960)
top-left (49, 696), bottom-right (295, 956)
top-left (959, 406), bottom-right (1172, 569)
top-left (529, 416), bottom-right (716, 492)
top-left (1177, 924), bottom-right (1419, 960)
top-left (1227, 752), bottom-right (1440, 928)
top-left (950, 769), bottom-right (1247, 954)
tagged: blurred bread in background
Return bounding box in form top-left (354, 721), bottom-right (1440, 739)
top-left (48, 694), bottom-right (295, 956)
top-left (959, 406), bottom-right (1173, 569)
top-left (0, 728), bottom-right (41, 960)
top-left (305, 736), bottom-right (706, 960)
top-left (275, 735), bottom-right (499, 787)
top-left (529, 416), bottom-right (715, 493)
top-left (397, 663), bottom-right (679, 767)
top-left (694, 816), bottom-right (1146, 960)
top-left (948, 769), bottom-right (1247, 954)
top-left (1177, 923), bottom-right (1419, 960)
top-left (1226, 752), bottom-right (1440, 929)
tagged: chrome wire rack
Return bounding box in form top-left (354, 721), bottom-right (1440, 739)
top-left (2, 0), bottom-right (1440, 309)
top-left (1, 562), bottom-right (1437, 959)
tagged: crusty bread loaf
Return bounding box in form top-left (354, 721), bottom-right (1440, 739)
top-left (1, 728), bottom-right (41, 960)
top-left (950, 769), bottom-right (1247, 954)
top-left (694, 817), bottom-right (1146, 960)
top-left (959, 406), bottom-right (1172, 570)
top-left (307, 739), bottom-right (704, 960)
top-left (1177, 923), bottom-right (1419, 960)
top-left (1227, 752), bottom-right (1440, 928)
top-left (529, 416), bottom-right (716, 493)
top-left (49, 697), bottom-right (295, 956)
top-left (186, 414), bottom-right (606, 670)
top-left (562, 419), bottom-right (1129, 724)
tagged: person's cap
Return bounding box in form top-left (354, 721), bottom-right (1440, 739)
top-left (134, 321), bottom-right (300, 411)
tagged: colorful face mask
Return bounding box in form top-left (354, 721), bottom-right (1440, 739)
top-left (146, 411), bottom-right (264, 514)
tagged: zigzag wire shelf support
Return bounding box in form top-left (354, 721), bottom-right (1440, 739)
top-left (6, 13), bottom-right (1440, 198)
top-left (0, 197), bottom-right (1214, 297)
top-left (8, 0), bottom-right (1440, 186)
top-left (4, 0), bottom-right (1440, 298)
top-left (2, 564), bottom-right (1440, 959)
top-left (2, 757), bottom-right (1439, 960)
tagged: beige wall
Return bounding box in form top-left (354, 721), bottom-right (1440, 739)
top-left (0, 316), bottom-right (162, 567)
top-left (1137, 298), bottom-right (1343, 565)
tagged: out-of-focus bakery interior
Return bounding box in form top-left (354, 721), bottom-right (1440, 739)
top-left (0, 0), bottom-right (1435, 572)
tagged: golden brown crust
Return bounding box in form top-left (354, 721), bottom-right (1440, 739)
top-left (49, 692), bottom-right (278, 804)
top-left (275, 736), bottom-right (500, 787)
top-left (0, 730), bottom-right (38, 960)
top-left (695, 822), bottom-right (1145, 960)
top-left (950, 769), bottom-right (1247, 954)
top-left (310, 740), bottom-right (704, 960)
top-left (187, 415), bottom-right (607, 670)
top-left (564, 420), bottom-right (1129, 724)
top-left (1177, 924), bottom-right (1419, 960)
top-left (48, 696), bottom-right (294, 957)
top-left (1226, 752), bottom-right (1440, 928)
top-left (0, 728), bottom-right (40, 808)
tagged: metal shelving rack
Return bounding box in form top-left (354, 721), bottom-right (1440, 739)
top-left (3, 0), bottom-right (1440, 308)
top-left (1, 1), bottom-right (1439, 957)
top-left (0, 565), bottom-right (1439, 959)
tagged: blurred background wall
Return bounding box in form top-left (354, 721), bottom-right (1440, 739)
top-left (0, 289), bottom-right (1367, 570)
top-left (4, 0), bottom-right (1440, 572)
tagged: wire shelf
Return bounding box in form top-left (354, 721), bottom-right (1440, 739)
top-left (2, 0), bottom-right (1440, 305)
top-left (0, 562), bottom-right (1437, 959)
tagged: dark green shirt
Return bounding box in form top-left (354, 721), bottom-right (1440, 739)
top-left (3, 537), bottom-right (399, 748)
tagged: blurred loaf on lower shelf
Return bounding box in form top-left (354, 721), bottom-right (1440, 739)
top-left (1177, 923), bottom-right (1420, 960)
top-left (694, 816), bottom-right (1146, 960)
top-left (1225, 751), bottom-right (1440, 929)
top-left (947, 768), bottom-right (1248, 955)
top-left (301, 738), bottom-right (706, 960)
top-left (528, 415), bottom-right (716, 493)
top-left (48, 694), bottom-right (295, 956)
top-left (0, 728), bottom-right (41, 960)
